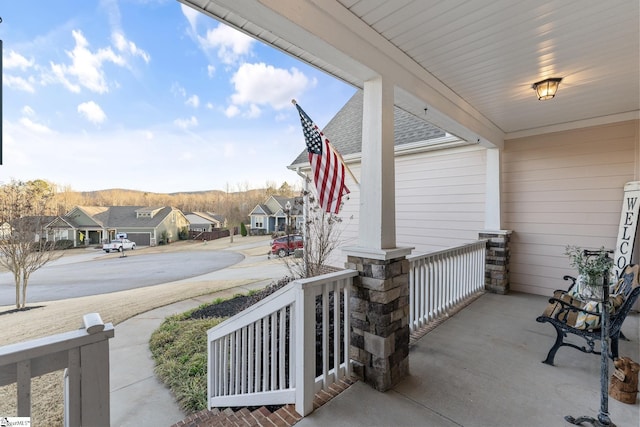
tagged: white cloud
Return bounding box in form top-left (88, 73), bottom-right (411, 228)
top-left (172, 84), bottom-right (200, 109)
top-left (230, 63), bottom-right (315, 111)
top-left (22, 106), bottom-right (35, 116)
top-left (181, 3), bottom-right (200, 32)
top-left (48, 29), bottom-right (126, 94)
top-left (78, 101), bottom-right (107, 124)
top-left (112, 32), bottom-right (151, 64)
top-left (207, 65), bottom-right (216, 77)
top-left (19, 117), bottom-right (52, 134)
top-left (4, 51), bottom-right (35, 70)
top-left (186, 95), bottom-right (200, 108)
top-left (4, 75), bottom-right (36, 93)
top-left (174, 116), bottom-right (198, 129)
top-left (171, 82), bottom-right (187, 98)
top-left (200, 24), bottom-right (253, 65)
top-left (245, 104), bottom-right (261, 118)
top-left (224, 105), bottom-right (240, 118)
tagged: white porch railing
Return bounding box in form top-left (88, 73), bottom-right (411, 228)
top-left (207, 269), bottom-right (357, 417)
top-left (0, 313), bottom-right (114, 426)
top-left (407, 240), bottom-right (487, 332)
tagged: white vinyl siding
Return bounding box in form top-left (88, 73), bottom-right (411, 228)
top-left (503, 120), bottom-right (639, 296)
top-left (395, 146), bottom-right (486, 252)
top-left (324, 145), bottom-right (486, 268)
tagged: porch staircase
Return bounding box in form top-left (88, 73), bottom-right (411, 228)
top-left (172, 377), bottom-right (356, 427)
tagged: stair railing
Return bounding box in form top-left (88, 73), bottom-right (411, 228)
top-left (207, 269), bottom-right (357, 416)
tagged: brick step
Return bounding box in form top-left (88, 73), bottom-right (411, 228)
top-left (174, 404), bottom-right (301, 427)
top-left (173, 377), bottom-right (356, 427)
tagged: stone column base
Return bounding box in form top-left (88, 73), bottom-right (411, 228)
top-left (344, 247), bottom-right (412, 391)
top-left (480, 230), bottom-right (512, 294)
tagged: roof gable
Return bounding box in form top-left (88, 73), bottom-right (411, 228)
top-left (185, 212), bottom-right (222, 225)
top-left (249, 204), bottom-right (271, 216)
top-left (66, 206), bottom-right (106, 227)
top-left (46, 216), bottom-right (77, 229)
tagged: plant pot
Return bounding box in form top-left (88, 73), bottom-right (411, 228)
top-left (577, 274), bottom-right (604, 301)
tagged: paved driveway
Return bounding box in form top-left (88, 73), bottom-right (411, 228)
top-left (0, 250), bottom-right (244, 305)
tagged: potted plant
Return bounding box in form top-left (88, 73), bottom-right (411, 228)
top-left (564, 245), bottom-right (614, 299)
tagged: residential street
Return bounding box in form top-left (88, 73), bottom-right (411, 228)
top-left (0, 249), bottom-right (244, 305)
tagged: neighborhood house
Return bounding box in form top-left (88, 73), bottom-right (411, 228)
top-left (249, 195), bottom-right (303, 235)
top-left (184, 212), bottom-right (226, 232)
top-left (45, 206), bottom-right (189, 247)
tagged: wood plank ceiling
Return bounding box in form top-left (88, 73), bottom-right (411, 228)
top-left (339, 0), bottom-right (639, 136)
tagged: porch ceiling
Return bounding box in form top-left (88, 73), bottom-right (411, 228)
top-left (180, 0), bottom-right (639, 144)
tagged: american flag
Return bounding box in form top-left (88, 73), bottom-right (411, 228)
top-left (295, 103), bottom-right (350, 214)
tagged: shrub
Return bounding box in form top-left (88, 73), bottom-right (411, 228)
top-left (159, 230), bottom-right (169, 245)
top-left (240, 222), bottom-right (247, 236)
top-left (54, 239), bottom-right (74, 250)
top-left (178, 226), bottom-right (189, 240)
top-left (149, 315), bottom-right (224, 413)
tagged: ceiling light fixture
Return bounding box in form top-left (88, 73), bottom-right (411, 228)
top-left (532, 77), bottom-right (562, 100)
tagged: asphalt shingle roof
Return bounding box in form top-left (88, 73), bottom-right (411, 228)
top-left (92, 206), bottom-right (173, 228)
top-left (290, 90), bottom-right (446, 166)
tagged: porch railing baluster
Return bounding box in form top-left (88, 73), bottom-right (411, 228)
top-left (408, 240), bottom-right (487, 333)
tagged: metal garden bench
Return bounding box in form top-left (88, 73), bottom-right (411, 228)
top-left (536, 264), bottom-right (639, 365)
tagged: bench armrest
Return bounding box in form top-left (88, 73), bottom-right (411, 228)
top-left (563, 275), bottom-right (577, 291)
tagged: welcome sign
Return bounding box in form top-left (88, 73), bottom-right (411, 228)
top-left (614, 181), bottom-right (640, 278)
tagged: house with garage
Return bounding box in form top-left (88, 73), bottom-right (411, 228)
top-left (45, 206), bottom-right (190, 247)
top-left (248, 195), bottom-right (303, 235)
top-left (184, 212), bottom-right (226, 232)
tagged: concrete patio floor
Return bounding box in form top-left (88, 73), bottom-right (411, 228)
top-left (296, 292), bottom-right (640, 427)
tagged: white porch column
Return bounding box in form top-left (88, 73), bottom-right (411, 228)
top-left (344, 77), bottom-right (412, 392)
top-left (359, 77), bottom-right (396, 250)
top-left (484, 147), bottom-right (502, 231)
top-left (481, 147), bottom-right (512, 294)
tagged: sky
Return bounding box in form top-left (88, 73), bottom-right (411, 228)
top-left (0, 0), bottom-right (356, 193)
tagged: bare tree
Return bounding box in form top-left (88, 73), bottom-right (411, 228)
top-left (282, 191), bottom-right (345, 279)
top-left (0, 180), bottom-right (63, 309)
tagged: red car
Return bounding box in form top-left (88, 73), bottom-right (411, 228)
top-left (271, 235), bottom-right (303, 257)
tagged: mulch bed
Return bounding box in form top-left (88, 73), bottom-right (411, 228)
top-left (187, 277), bottom-right (293, 320)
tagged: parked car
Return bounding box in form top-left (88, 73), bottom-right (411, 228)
top-left (103, 238), bottom-right (136, 253)
top-left (271, 234), bottom-right (303, 257)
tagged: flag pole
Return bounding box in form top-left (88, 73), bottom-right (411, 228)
top-left (292, 99), bottom-right (360, 188)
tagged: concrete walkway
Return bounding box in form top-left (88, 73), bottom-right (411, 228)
top-left (110, 245), bottom-right (289, 427)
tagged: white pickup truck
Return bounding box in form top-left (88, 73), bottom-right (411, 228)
top-left (103, 238), bottom-right (136, 253)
